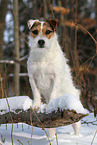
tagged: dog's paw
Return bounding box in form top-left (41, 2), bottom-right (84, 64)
top-left (32, 102), bottom-right (41, 110)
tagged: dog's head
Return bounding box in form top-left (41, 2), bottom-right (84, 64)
top-left (27, 19), bottom-right (57, 51)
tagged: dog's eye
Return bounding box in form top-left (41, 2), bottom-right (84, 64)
top-left (46, 30), bottom-right (52, 35)
top-left (32, 30), bottom-right (38, 35)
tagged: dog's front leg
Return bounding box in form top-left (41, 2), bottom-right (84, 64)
top-left (50, 75), bottom-right (60, 100)
top-left (29, 74), bottom-right (41, 109)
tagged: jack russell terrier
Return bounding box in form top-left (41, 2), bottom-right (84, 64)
top-left (27, 19), bottom-right (81, 138)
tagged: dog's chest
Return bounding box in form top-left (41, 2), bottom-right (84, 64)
top-left (31, 62), bottom-right (55, 89)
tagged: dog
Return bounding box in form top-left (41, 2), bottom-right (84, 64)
top-left (27, 19), bottom-right (81, 137)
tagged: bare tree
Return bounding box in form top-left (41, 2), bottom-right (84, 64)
top-left (13, 0), bottom-right (20, 95)
top-left (94, 0), bottom-right (97, 96)
top-left (43, 0), bottom-right (47, 19)
top-left (0, 0), bottom-right (8, 97)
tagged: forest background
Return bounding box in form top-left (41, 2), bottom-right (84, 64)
top-left (0, 0), bottom-right (97, 116)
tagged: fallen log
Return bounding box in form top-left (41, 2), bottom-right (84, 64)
top-left (0, 108), bottom-right (88, 128)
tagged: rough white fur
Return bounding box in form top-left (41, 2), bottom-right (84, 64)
top-left (27, 33), bottom-right (80, 104)
top-left (27, 20), bottom-right (81, 137)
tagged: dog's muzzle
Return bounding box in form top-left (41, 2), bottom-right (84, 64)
top-left (38, 39), bottom-right (45, 48)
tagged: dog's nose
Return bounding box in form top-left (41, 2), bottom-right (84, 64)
top-left (38, 39), bottom-right (45, 48)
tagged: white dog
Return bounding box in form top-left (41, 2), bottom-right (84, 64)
top-left (27, 19), bottom-right (81, 137)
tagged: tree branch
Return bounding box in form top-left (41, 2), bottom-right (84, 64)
top-left (0, 109), bottom-right (88, 128)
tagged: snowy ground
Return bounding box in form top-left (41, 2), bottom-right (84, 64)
top-left (0, 113), bottom-right (97, 145)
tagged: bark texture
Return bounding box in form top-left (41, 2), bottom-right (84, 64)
top-left (0, 109), bottom-right (88, 128)
top-left (13, 0), bottom-right (20, 95)
top-left (0, 0), bottom-right (8, 97)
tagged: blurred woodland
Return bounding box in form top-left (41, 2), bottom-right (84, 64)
top-left (0, 0), bottom-right (97, 116)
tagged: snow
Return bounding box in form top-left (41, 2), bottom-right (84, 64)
top-left (0, 96), bottom-right (33, 113)
top-left (46, 94), bottom-right (88, 114)
top-left (0, 95), bottom-right (97, 144)
top-left (0, 113), bottom-right (97, 145)
top-left (0, 94), bottom-right (88, 115)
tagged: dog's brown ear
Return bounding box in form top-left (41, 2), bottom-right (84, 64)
top-left (46, 19), bottom-right (58, 30)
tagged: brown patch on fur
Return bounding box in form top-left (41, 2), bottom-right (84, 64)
top-left (42, 22), bottom-right (54, 39)
top-left (46, 19), bottom-right (57, 30)
top-left (30, 22), bottom-right (41, 38)
top-left (30, 21), bottom-right (55, 39)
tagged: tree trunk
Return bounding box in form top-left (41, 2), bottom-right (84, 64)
top-left (0, 109), bottom-right (88, 128)
top-left (69, 0), bottom-right (75, 67)
top-left (43, 0), bottom-right (47, 19)
top-left (92, 0), bottom-right (97, 116)
top-left (58, 0), bottom-right (70, 59)
top-left (0, 0), bottom-right (8, 98)
top-left (13, 0), bottom-right (20, 95)
top-left (94, 0), bottom-right (97, 96)
top-left (74, 0), bottom-right (80, 74)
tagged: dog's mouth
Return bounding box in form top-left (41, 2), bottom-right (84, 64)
top-left (38, 45), bottom-right (45, 48)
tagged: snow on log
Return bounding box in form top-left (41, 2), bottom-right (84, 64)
top-left (0, 95), bottom-right (88, 128)
top-left (0, 109), bottom-right (88, 128)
